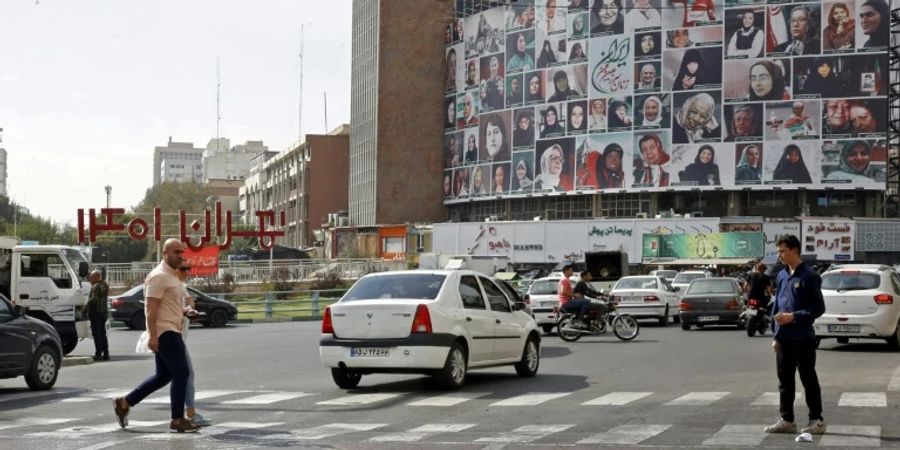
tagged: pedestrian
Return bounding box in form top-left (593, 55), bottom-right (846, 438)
top-left (765, 235), bottom-right (826, 435)
top-left (87, 270), bottom-right (110, 361)
top-left (113, 239), bottom-right (200, 433)
top-left (176, 264), bottom-right (211, 427)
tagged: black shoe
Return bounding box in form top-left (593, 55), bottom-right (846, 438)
top-left (92, 355), bottom-right (102, 361)
top-left (102, 354), bottom-right (110, 361)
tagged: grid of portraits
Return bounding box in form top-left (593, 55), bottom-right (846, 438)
top-left (442, 0), bottom-right (889, 201)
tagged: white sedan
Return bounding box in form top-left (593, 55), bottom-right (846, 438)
top-left (319, 270), bottom-right (541, 390)
top-left (814, 264), bottom-right (900, 349)
top-left (610, 276), bottom-right (681, 325)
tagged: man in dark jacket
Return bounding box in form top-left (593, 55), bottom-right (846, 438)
top-left (88, 270), bottom-right (110, 361)
top-left (764, 235), bottom-right (826, 435)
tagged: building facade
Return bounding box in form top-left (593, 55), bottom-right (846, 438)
top-left (0, 147), bottom-right (7, 198)
top-left (203, 138), bottom-right (268, 183)
top-left (153, 138), bottom-right (204, 185)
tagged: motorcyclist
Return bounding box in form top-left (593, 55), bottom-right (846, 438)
top-left (558, 265), bottom-right (590, 329)
top-left (745, 262), bottom-right (773, 314)
top-left (573, 270), bottom-right (609, 327)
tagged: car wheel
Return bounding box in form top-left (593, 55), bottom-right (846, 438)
top-left (210, 309), bottom-right (229, 328)
top-left (541, 325), bottom-right (554, 334)
top-left (673, 314), bottom-right (681, 324)
top-left (837, 337), bottom-right (849, 344)
top-left (681, 323), bottom-right (691, 331)
top-left (330, 368), bottom-right (362, 389)
top-left (132, 311), bottom-right (146, 331)
top-left (25, 345), bottom-right (60, 390)
top-left (887, 320), bottom-right (900, 350)
top-left (434, 342), bottom-right (467, 390)
top-left (658, 306), bottom-right (669, 326)
top-left (514, 336), bottom-right (540, 378)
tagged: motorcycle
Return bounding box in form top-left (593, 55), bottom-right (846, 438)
top-left (555, 294), bottom-right (639, 342)
top-left (742, 298), bottom-right (770, 337)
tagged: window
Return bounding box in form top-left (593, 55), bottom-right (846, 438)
top-left (342, 274), bottom-right (445, 301)
top-left (673, 273), bottom-right (708, 284)
top-left (383, 237), bottom-right (405, 254)
top-left (615, 277), bottom-right (658, 290)
top-left (0, 298), bottom-right (13, 322)
top-left (686, 279), bottom-right (738, 295)
top-left (821, 272), bottom-right (881, 291)
top-left (21, 254), bottom-right (73, 289)
top-left (528, 279), bottom-right (559, 295)
top-left (459, 275), bottom-right (487, 310)
top-left (600, 193), bottom-right (650, 218)
top-left (480, 277), bottom-right (511, 313)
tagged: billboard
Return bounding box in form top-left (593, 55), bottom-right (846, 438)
top-left (444, 0), bottom-right (889, 202)
top-left (642, 232), bottom-right (765, 259)
top-left (801, 218), bottom-right (855, 261)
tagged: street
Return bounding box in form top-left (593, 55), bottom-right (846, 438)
top-left (1, 320), bottom-right (898, 449)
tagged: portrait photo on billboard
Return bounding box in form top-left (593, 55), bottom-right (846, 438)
top-left (794, 55), bottom-right (887, 98)
top-left (534, 137), bottom-right (576, 191)
top-left (587, 98), bottom-right (608, 131)
top-left (443, 170), bottom-right (455, 200)
top-left (577, 132), bottom-right (631, 189)
top-left (661, 0), bottom-right (720, 29)
top-left (821, 139), bottom-right (886, 186)
top-left (590, 35), bottom-right (635, 97)
top-left (507, 2), bottom-right (537, 31)
top-left (445, 95), bottom-right (459, 131)
top-left (567, 100), bottom-right (589, 135)
top-left (469, 164), bottom-right (492, 197)
top-left (821, 1), bottom-right (856, 52)
top-left (513, 107), bottom-right (537, 149)
top-left (507, 73), bottom-right (525, 108)
top-left (624, 0), bottom-right (662, 32)
top-left (590, 0), bottom-right (626, 35)
top-left (445, 18), bottom-right (463, 45)
top-left (568, 39), bottom-right (588, 62)
top-left (763, 141), bottom-right (821, 185)
top-left (464, 9), bottom-right (506, 58)
top-left (479, 53), bottom-right (506, 111)
top-left (672, 90), bottom-right (722, 143)
top-left (634, 61), bottom-right (662, 92)
top-left (490, 162), bottom-right (513, 195)
top-left (855, 0), bottom-right (889, 50)
top-left (463, 128), bottom-right (480, 165)
top-left (506, 30), bottom-right (536, 74)
top-left (669, 143), bottom-right (735, 187)
top-left (465, 59), bottom-right (480, 88)
top-left (569, 0), bottom-right (591, 11)
top-left (632, 131), bottom-right (672, 188)
top-left (634, 31), bottom-right (662, 59)
top-left (458, 90), bottom-right (481, 129)
top-left (766, 4), bottom-right (822, 56)
top-left (723, 103), bottom-right (763, 141)
top-left (665, 26), bottom-right (724, 48)
top-left (547, 64), bottom-right (589, 102)
top-left (536, 31), bottom-right (568, 68)
top-left (664, 47), bottom-right (723, 91)
top-left (763, 100), bottom-right (820, 140)
top-left (538, 102), bottom-right (568, 138)
top-left (723, 58), bottom-right (791, 101)
top-left (453, 167), bottom-right (470, 198)
top-left (570, 10), bottom-right (590, 39)
top-left (479, 110), bottom-right (512, 163)
top-left (724, 8), bottom-right (766, 58)
top-left (511, 150), bottom-right (536, 193)
top-left (635, 93), bottom-right (670, 129)
top-left (607, 96), bottom-right (634, 130)
top-left (537, 0), bottom-right (569, 35)
top-left (444, 131), bottom-right (463, 169)
top-left (523, 70), bottom-right (547, 105)
top-left (446, 44), bottom-right (464, 94)
top-left (821, 98), bottom-right (886, 137)
top-left (734, 143), bottom-right (765, 185)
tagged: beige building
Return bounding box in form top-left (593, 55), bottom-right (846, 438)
top-left (203, 138), bottom-right (268, 183)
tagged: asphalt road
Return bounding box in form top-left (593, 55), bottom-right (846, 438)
top-left (1, 320), bottom-right (898, 449)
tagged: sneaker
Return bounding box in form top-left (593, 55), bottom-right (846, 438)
top-left (113, 398), bottom-right (129, 429)
top-left (764, 418), bottom-right (796, 434)
top-left (189, 413), bottom-right (212, 427)
top-left (801, 419), bottom-right (827, 435)
top-left (170, 418), bottom-right (201, 433)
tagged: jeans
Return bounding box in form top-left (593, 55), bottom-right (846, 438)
top-left (562, 298), bottom-right (591, 322)
top-left (125, 331), bottom-right (191, 419)
top-left (184, 347), bottom-right (195, 409)
top-left (775, 339), bottom-right (823, 423)
top-left (89, 312), bottom-right (108, 357)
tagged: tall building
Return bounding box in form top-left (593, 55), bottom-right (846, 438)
top-left (153, 137), bottom-right (204, 185)
top-left (348, 0), bottom-right (452, 226)
top-left (203, 138), bottom-right (268, 182)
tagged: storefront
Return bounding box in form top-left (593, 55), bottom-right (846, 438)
top-left (800, 217), bottom-right (856, 262)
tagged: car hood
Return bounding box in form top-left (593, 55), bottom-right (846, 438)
top-left (22, 314), bottom-right (60, 337)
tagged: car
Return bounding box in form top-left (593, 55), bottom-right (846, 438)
top-left (609, 276), bottom-right (680, 325)
top-left (319, 270), bottom-right (541, 390)
top-left (678, 278), bottom-right (746, 330)
top-left (524, 276), bottom-right (565, 334)
top-left (671, 270), bottom-right (714, 295)
top-left (0, 294), bottom-right (62, 390)
top-left (110, 285), bottom-right (239, 330)
top-left (813, 265), bottom-right (900, 349)
top-left (650, 270), bottom-right (678, 284)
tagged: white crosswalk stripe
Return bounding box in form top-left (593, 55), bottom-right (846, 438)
top-left (582, 391), bottom-right (653, 406)
top-left (818, 425), bottom-right (881, 447)
top-left (751, 392), bottom-right (803, 406)
top-left (665, 391), bottom-right (729, 406)
top-left (222, 392), bottom-right (314, 405)
top-left (0, 418), bottom-right (77, 431)
top-left (316, 393), bottom-right (400, 406)
top-left (142, 421), bottom-right (284, 440)
top-left (27, 420), bottom-right (167, 438)
top-left (578, 424), bottom-right (672, 445)
top-left (74, 441), bottom-right (129, 450)
top-left (370, 423), bottom-right (476, 442)
top-left (838, 392), bottom-right (887, 407)
top-left (407, 392), bottom-right (488, 406)
top-left (476, 424), bottom-right (573, 443)
top-left (702, 425), bottom-right (768, 446)
top-left (144, 390), bottom-right (247, 404)
top-left (261, 423), bottom-right (387, 441)
top-left (489, 392), bottom-right (570, 406)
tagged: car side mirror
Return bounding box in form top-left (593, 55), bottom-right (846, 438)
top-left (14, 304), bottom-right (28, 317)
top-left (78, 262), bottom-right (90, 278)
top-left (512, 302), bottom-right (527, 311)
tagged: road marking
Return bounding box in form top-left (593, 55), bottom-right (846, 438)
top-left (702, 425), bottom-right (768, 446)
top-left (751, 392), bottom-right (803, 406)
top-left (28, 420), bottom-right (166, 438)
top-left (489, 392), bottom-right (570, 406)
top-left (316, 393), bottom-right (399, 406)
top-left (665, 391), bottom-right (729, 406)
top-left (370, 423), bottom-right (476, 442)
top-left (888, 365), bottom-right (900, 392)
top-left (143, 421), bottom-right (284, 440)
top-left (88, 390), bottom-right (133, 400)
top-left (582, 392), bottom-right (653, 406)
top-left (476, 424), bottom-right (573, 443)
top-left (408, 392), bottom-right (488, 406)
top-left (61, 397), bottom-right (98, 403)
top-left (578, 424), bottom-right (672, 445)
top-left (144, 390), bottom-right (246, 404)
top-left (0, 418), bottom-right (77, 431)
top-left (75, 441), bottom-right (129, 450)
top-left (819, 425), bottom-right (881, 447)
top-left (222, 392), bottom-right (314, 405)
top-left (838, 392), bottom-right (887, 407)
top-left (261, 423), bottom-right (387, 441)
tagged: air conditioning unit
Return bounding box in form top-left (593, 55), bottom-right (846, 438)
top-left (337, 217), bottom-right (350, 227)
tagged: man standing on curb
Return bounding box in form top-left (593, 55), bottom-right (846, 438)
top-left (87, 270), bottom-right (109, 361)
top-left (113, 239), bottom-right (200, 433)
top-left (764, 235), bottom-right (826, 436)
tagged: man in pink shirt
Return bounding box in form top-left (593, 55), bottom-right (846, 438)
top-left (558, 264), bottom-right (590, 328)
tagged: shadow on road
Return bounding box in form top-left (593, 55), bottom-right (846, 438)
top-left (540, 345), bottom-right (572, 359)
top-left (819, 341), bottom-right (897, 353)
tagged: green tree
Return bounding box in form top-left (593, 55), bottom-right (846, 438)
top-left (0, 195), bottom-right (77, 244)
top-left (133, 182), bottom-right (217, 260)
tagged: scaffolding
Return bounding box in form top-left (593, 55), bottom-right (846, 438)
top-left (889, 5), bottom-right (900, 216)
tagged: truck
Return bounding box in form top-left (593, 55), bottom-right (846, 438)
top-left (0, 245), bottom-right (92, 355)
top-left (585, 251), bottom-right (629, 292)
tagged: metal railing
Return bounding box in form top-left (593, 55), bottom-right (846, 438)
top-left (211, 288), bottom-right (349, 319)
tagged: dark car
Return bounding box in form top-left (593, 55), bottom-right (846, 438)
top-left (678, 278), bottom-right (745, 330)
top-left (110, 285), bottom-right (238, 330)
top-left (0, 295), bottom-right (62, 390)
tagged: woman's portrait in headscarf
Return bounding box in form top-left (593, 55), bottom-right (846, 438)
top-left (588, 99), bottom-right (607, 131)
top-left (635, 94), bottom-right (669, 128)
top-left (445, 96), bottom-right (458, 131)
top-left (607, 98), bottom-right (633, 129)
top-left (724, 103), bottom-right (762, 141)
top-left (570, 11), bottom-right (589, 39)
top-left (632, 132), bottom-right (671, 187)
top-left (534, 139), bottom-right (575, 191)
top-left (667, 29), bottom-right (694, 48)
top-left (747, 60), bottom-right (791, 100)
top-left (479, 112), bottom-right (512, 163)
top-left (678, 144), bottom-right (721, 185)
top-left (506, 31), bottom-right (536, 73)
top-left (858, 0), bottom-right (889, 48)
top-left (567, 101), bottom-right (588, 135)
top-left (569, 41), bottom-right (587, 62)
top-left (537, 39), bottom-right (561, 68)
top-left (548, 69), bottom-right (578, 102)
top-left (822, 140), bottom-right (885, 183)
top-left (669, 48), bottom-right (720, 91)
top-left (465, 59), bottom-right (479, 87)
top-left (772, 143), bottom-right (813, 184)
top-left (444, 132), bottom-right (462, 169)
top-left (822, 2), bottom-right (855, 52)
top-left (507, 74), bottom-right (524, 108)
top-left (672, 92), bottom-right (720, 143)
top-left (591, 0), bottom-right (625, 35)
top-left (800, 57), bottom-right (841, 97)
top-left (458, 90), bottom-right (480, 129)
top-left (446, 48), bottom-right (459, 93)
top-left (735, 143), bottom-right (763, 184)
top-left (635, 32), bottom-right (661, 59)
top-left (524, 70), bottom-right (546, 105)
top-left (539, 104), bottom-right (566, 138)
top-left (470, 165), bottom-right (489, 196)
top-left (635, 62), bottom-right (661, 91)
top-left (454, 167), bottom-right (470, 198)
top-left (513, 108), bottom-right (536, 149)
top-left (579, 141), bottom-right (626, 189)
top-left (464, 132), bottom-right (479, 164)
top-left (491, 163), bottom-right (511, 194)
top-left (443, 171), bottom-right (454, 199)
top-left (511, 153), bottom-right (536, 192)
top-left (725, 9), bottom-right (764, 58)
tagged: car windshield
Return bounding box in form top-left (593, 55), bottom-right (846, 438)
top-left (674, 273), bottom-right (706, 284)
top-left (821, 272), bottom-right (881, 291)
top-left (686, 279), bottom-right (736, 295)
top-left (615, 277), bottom-right (657, 290)
top-left (653, 270), bottom-right (678, 279)
top-left (63, 248), bottom-right (88, 278)
top-left (528, 280), bottom-right (559, 295)
top-left (342, 274), bottom-right (446, 301)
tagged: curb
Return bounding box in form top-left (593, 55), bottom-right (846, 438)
top-left (232, 317), bottom-right (322, 324)
top-left (62, 357), bottom-right (94, 368)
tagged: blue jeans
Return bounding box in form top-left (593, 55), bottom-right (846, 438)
top-left (562, 298), bottom-right (591, 322)
top-left (125, 331), bottom-right (191, 419)
top-left (185, 347), bottom-right (195, 409)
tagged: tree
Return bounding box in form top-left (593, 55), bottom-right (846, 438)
top-left (0, 195), bottom-right (77, 244)
top-left (133, 182), bottom-right (217, 260)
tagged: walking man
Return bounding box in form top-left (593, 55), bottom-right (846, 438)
top-left (765, 235), bottom-right (826, 435)
top-left (87, 270), bottom-right (109, 361)
top-left (113, 239), bottom-right (200, 433)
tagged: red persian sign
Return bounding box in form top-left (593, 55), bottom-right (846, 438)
top-left (183, 246), bottom-right (220, 277)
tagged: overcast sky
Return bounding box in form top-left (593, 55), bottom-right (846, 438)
top-left (0, 0), bottom-right (351, 226)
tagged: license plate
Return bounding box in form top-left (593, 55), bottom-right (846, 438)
top-left (698, 316), bottom-right (719, 322)
top-left (540, 301), bottom-right (556, 308)
top-left (351, 347), bottom-right (390, 357)
top-left (828, 324), bottom-right (860, 333)
top-left (623, 296), bottom-right (642, 303)
top-left (745, 309), bottom-right (757, 317)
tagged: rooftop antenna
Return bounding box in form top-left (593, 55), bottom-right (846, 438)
top-left (299, 24), bottom-right (305, 146)
top-left (216, 57), bottom-right (222, 153)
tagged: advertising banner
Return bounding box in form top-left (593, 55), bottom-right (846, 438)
top-left (762, 221), bottom-right (801, 261)
top-left (643, 232), bottom-right (764, 259)
top-left (183, 246), bottom-right (219, 277)
top-left (801, 219), bottom-right (855, 261)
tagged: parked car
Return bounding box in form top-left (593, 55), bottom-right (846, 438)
top-left (0, 294), bottom-right (62, 390)
top-left (525, 276), bottom-right (565, 333)
top-left (110, 285), bottom-right (238, 330)
top-left (319, 270), bottom-right (541, 390)
top-left (679, 278), bottom-right (746, 330)
top-left (814, 265), bottom-right (900, 349)
top-left (609, 276), bottom-right (680, 325)
top-left (671, 271), bottom-right (714, 295)
top-left (650, 270), bottom-right (678, 284)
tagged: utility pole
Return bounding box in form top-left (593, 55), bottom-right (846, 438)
top-left (216, 57), bottom-right (222, 154)
top-left (299, 24), bottom-right (305, 145)
top-left (104, 185), bottom-right (112, 208)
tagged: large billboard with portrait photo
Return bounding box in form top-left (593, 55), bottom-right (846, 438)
top-left (443, 0), bottom-right (889, 202)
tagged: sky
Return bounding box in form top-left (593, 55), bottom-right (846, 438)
top-left (0, 0), bottom-right (352, 226)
